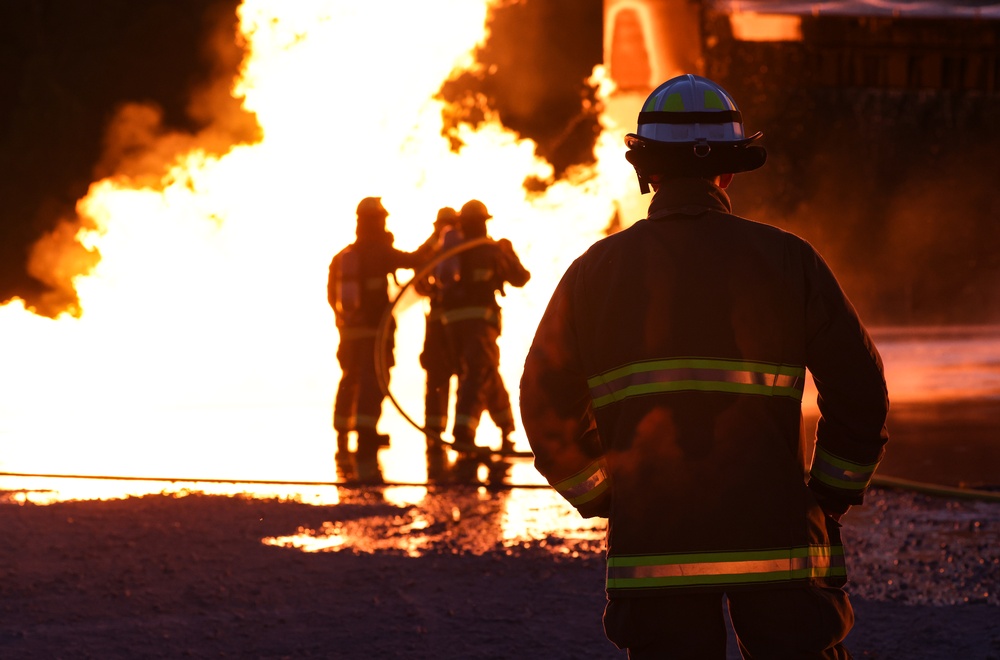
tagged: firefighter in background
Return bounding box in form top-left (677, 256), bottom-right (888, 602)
top-left (520, 74), bottom-right (889, 658)
top-left (441, 199), bottom-right (531, 477)
top-left (412, 206), bottom-right (461, 481)
top-left (328, 197), bottom-right (418, 483)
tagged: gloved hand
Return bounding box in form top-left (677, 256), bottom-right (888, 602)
top-left (809, 481), bottom-right (851, 522)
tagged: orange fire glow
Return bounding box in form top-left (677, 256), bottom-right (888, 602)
top-left (0, 1), bottom-right (639, 501)
top-left (728, 12), bottom-right (803, 42)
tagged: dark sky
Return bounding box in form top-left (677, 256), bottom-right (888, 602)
top-left (0, 0), bottom-right (603, 314)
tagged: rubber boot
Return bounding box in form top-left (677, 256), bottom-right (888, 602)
top-left (451, 427), bottom-right (486, 455)
top-left (449, 428), bottom-right (483, 484)
top-left (425, 433), bottom-right (450, 483)
top-left (335, 433), bottom-right (356, 481)
top-left (499, 430), bottom-right (516, 456)
top-left (355, 432), bottom-right (385, 484)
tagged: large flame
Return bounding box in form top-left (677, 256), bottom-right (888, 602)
top-left (0, 1), bottom-right (638, 500)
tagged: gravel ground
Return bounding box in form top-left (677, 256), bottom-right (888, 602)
top-left (1, 485), bottom-right (998, 659)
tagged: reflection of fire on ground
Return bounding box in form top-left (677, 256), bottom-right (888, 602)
top-left (263, 486), bottom-right (605, 557)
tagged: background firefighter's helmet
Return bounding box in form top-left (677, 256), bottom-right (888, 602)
top-left (459, 199), bottom-right (492, 220)
top-left (355, 196), bottom-right (389, 238)
top-left (458, 199), bottom-right (491, 239)
top-left (356, 196), bottom-right (388, 218)
top-left (435, 206), bottom-right (459, 229)
top-left (624, 74), bottom-right (767, 193)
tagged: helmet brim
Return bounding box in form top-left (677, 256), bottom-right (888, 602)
top-left (624, 133), bottom-right (767, 177)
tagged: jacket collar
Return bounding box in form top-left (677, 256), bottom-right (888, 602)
top-left (646, 178), bottom-right (733, 220)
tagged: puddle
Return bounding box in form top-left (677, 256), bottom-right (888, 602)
top-left (262, 484), bottom-right (606, 557)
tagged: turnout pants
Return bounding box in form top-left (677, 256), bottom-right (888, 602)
top-left (420, 316), bottom-right (455, 437)
top-left (445, 318), bottom-right (515, 444)
top-left (333, 333), bottom-right (393, 458)
top-left (604, 587), bottom-right (854, 659)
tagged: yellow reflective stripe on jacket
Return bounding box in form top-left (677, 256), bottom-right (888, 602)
top-left (554, 460), bottom-right (609, 508)
top-left (587, 358), bottom-right (805, 408)
top-left (339, 327), bottom-right (378, 340)
top-left (355, 414), bottom-right (379, 431)
top-left (440, 306), bottom-right (499, 325)
top-left (470, 268), bottom-right (494, 282)
top-left (810, 446), bottom-right (880, 492)
top-left (607, 545), bottom-right (845, 590)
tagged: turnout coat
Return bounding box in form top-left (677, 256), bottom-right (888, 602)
top-left (519, 178), bottom-right (889, 597)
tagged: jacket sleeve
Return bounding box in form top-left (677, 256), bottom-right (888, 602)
top-left (803, 243), bottom-right (889, 515)
top-left (520, 261), bottom-right (609, 518)
top-left (496, 238), bottom-right (531, 288)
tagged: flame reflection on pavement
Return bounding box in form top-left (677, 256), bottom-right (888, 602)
top-left (261, 484), bottom-right (607, 557)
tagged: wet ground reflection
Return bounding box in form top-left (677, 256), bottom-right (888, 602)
top-left (262, 484), bottom-right (606, 557)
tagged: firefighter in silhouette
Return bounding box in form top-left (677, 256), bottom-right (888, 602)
top-left (521, 74), bottom-right (889, 658)
top-left (412, 206), bottom-right (461, 481)
top-left (328, 197), bottom-right (418, 483)
top-left (440, 199), bottom-right (530, 480)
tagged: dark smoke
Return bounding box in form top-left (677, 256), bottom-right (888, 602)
top-left (438, 0), bottom-right (605, 182)
top-left (0, 0), bottom-right (255, 315)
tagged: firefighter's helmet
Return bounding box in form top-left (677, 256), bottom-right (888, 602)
top-left (459, 199), bottom-right (492, 220)
top-left (356, 196), bottom-right (388, 218)
top-left (624, 74), bottom-right (766, 193)
top-left (435, 206), bottom-right (459, 228)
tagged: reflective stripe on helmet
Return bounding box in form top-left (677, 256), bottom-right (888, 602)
top-left (587, 358), bottom-right (805, 409)
top-left (607, 545), bottom-right (845, 590)
top-left (553, 460), bottom-right (609, 508)
top-left (810, 446), bottom-right (881, 492)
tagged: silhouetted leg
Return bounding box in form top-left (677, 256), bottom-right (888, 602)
top-left (727, 587), bottom-right (854, 659)
top-left (333, 337), bottom-right (361, 476)
top-left (355, 336), bottom-right (389, 484)
top-left (603, 594), bottom-right (728, 659)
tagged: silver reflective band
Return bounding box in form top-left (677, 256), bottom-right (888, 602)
top-left (811, 446), bottom-right (879, 491)
top-left (555, 461), bottom-right (609, 506)
top-left (588, 358), bottom-right (805, 408)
